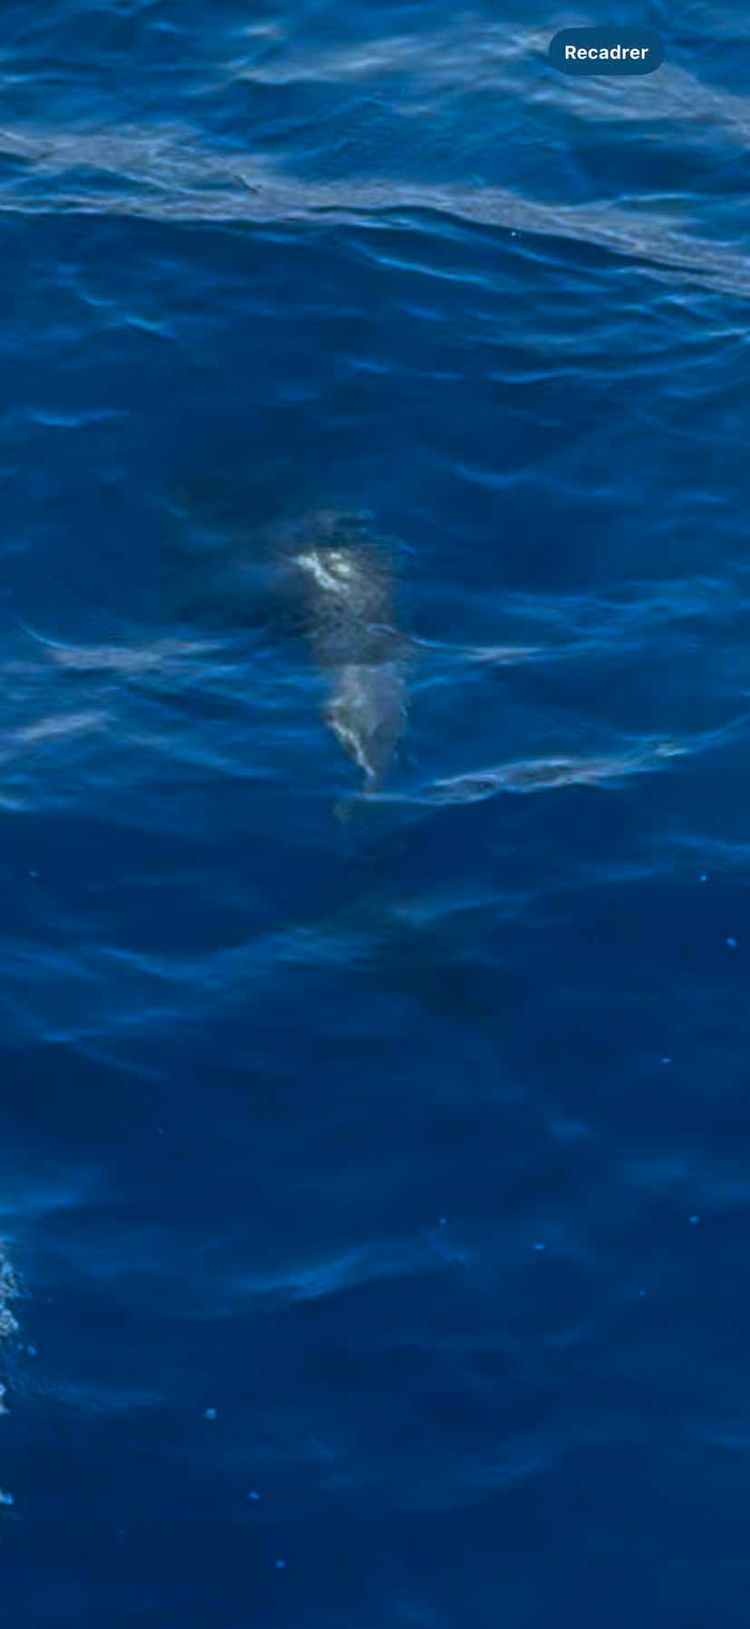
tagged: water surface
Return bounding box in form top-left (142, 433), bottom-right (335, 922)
top-left (2, 2), bottom-right (750, 1624)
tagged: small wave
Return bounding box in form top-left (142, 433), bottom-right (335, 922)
top-left (23, 407), bottom-right (125, 431)
top-left (234, 1236), bottom-right (443, 1306)
top-left (220, 22), bottom-right (540, 88)
top-left (12, 710), bottom-right (109, 747)
top-left (0, 125), bottom-right (748, 298)
top-left (0, 1236), bottom-right (19, 1514)
top-left (425, 740), bottom-right (689, 804)
top-left (413, 636), bottom-right (543, 668)
top-left (22, 629), bottom-right (218, 675)
top-left (0, 1247), bottom-right (18, 1347)
top-left (370, 717), bottom-right (748, 808)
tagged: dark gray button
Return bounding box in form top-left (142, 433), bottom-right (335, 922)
top-left (549, 28), bottom-right (664, 74)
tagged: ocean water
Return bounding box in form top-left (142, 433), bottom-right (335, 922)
top-left (2, 1), bottom-right (750, 1623)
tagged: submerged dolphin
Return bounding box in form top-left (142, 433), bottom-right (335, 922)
top-left (160, 495), bottom-right (410, 792)
top-left (292, 536), bottom-right (408, 791)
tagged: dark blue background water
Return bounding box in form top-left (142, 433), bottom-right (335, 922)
top-left (2, 1), bottom-right (750, 1623)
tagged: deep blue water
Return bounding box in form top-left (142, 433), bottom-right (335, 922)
top-left (2, 1), bottom-right (750, 1623)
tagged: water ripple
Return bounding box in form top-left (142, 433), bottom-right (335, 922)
top-left (0, 123), bottom-right (748, 297)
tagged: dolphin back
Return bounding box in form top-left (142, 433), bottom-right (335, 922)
top-left (293, 532), bottom-right (408, 790)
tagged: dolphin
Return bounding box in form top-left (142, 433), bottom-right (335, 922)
top-left (292, 533), bottom-right (408, 792)
top-left (159, 496), bottom-right (410, 793)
